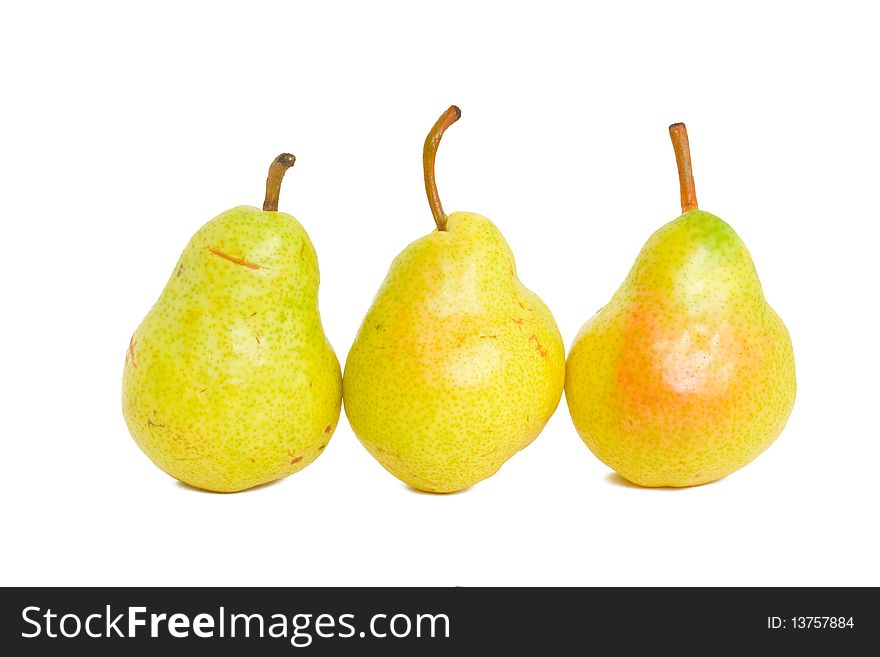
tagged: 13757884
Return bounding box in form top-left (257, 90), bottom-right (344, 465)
top-left (767, 617), bottom-right (855, 629)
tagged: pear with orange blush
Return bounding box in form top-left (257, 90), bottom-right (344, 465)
top-left (565, 124), bottom-right (796, 487)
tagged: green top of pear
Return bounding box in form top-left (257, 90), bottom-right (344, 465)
top-left (173, 204), bottom-right (320, 299)
top-left (616, 123), bottom-right (766, 311)
top-left (160, 153), bottom-right (320, 312)
top-left (624, 209), bottom-right (763, 304)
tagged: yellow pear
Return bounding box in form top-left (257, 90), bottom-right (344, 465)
top-left (344, 107), bottom-right (565, 493)
top-left (565, 124), bottom-right (796, 487)
top-left (122, 155), bottom-right (341, 492)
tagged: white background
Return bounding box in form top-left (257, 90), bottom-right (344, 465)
top-left (1, 1), bottom-right (878, 587)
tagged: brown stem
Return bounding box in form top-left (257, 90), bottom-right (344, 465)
top-left (669, 123), bottom-right (699, 212)
top-left (423, 106), bottom-right (461, 231)
top-left (263, 153), bottom-right (296, 212)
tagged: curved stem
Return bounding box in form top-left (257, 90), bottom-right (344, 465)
top-left (423, 105), bottom-right (461, 231)
top-left (263, 153), bottom-right (296, 212)
top-left (669, 123), bottom-right (699, 212)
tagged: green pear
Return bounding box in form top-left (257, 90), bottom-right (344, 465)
top-left (343, 107), bottom-right (565, 493)
top-left (122, 155), bottom-right (341, 492)
top-left (565, 124), bottom-right (796, 487)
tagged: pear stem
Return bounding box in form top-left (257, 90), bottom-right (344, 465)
top-left (669, 123), bottom-right (699, 213)
top-left (263, 153), bottom-right (296, 212)
top-left (423, 105), bottom-right (461, 231)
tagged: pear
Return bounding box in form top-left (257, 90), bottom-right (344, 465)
top-left (565, 124), bottom-right (796, 487)
top-left (343, 106), bottom-right (565, 493)
top-left (122, 155), bottom-right (341, 492)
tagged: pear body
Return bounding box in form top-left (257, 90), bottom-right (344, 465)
top-left (565, 210), bottom-right (795, 487)
top-left (344, 212), bottom-right (564, 492)
top-left (122, 206), bottom-right (341, 492)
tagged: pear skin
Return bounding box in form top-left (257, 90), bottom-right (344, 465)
top-left (122, 156), bottom-right (341, 492)
top-left (565, 125), bottom-right (796, 487)
top-left (343, 108), bottom-right (564, 493)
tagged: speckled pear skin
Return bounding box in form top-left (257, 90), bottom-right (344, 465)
top-left (122, 206), bottom-right (342, 492)
top-left (343, 212), bottom-right (565, 493)
top-left (565, 210), bottom-right (796, 487)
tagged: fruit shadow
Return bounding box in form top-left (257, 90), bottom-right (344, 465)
top-left (173, 477), bottom-right (285, 495)
top-left (604, 472), bottom-right (711, 491)
top-left (401, 483), bottom-right (472, 496)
